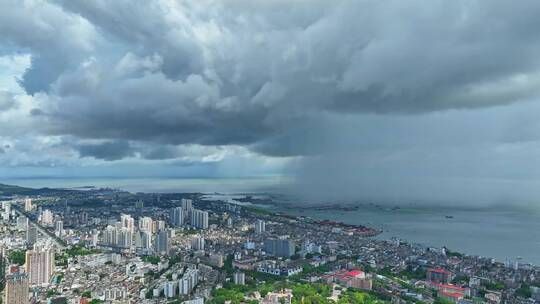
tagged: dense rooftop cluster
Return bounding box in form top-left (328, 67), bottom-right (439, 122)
top-left (0, 186), bottom-right (538, 303)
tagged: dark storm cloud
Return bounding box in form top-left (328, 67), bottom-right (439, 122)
top-left (141, 146), bottom-right (184, 160)
top-left (1, 0), bottom-right (539, 157)
top-left (0, 0), bottom-right (97, 94)
top-left (53, 0), bottom-right (205, 80)
top-left (40, 69), bottom-right (274, 148)
top-left (76, 140), bottom-right (135, 161)
top-left (4, 0), bottom-right (540, 206)
top-left (20, 54), bottom-right (71, 94)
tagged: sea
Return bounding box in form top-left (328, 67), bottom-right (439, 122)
top-left (3, 177), bottom-right (539, 265)
top-left (274, 204), bottom-right (540, 265)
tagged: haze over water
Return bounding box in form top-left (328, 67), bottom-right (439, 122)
top-left (2, 177), bottom-right (287, 194)
top-left (4, 177), bottom-right (539, 265)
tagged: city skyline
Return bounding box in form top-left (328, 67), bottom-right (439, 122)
top-left (1, 190), bottom-right (538, 303)
top-left (2, 1), bottom-right (540, 303)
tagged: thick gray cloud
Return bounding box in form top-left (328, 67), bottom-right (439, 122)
top-left (3, 0), bottom-right (540, 155)
top-left (141, 145), bottom-right (186, 160)
top-left (76, 140), bottom-right (134, 161)
top-left (2, 1), bottom-right (540, 206)
top-left (0, 0), bottom-right (98, 93)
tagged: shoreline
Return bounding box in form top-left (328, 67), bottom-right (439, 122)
top-left (3, 181), bottom-right (538, 266)
top-left (225, 194), bottom-right (539, 266)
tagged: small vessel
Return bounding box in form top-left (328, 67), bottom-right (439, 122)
top-left (445, 215), bottom-right (454, 219)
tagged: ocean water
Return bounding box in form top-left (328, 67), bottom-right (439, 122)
top-left (3, 177), bottom-right (539, 265)
top-left (274, 205), bottom-right (540, 265)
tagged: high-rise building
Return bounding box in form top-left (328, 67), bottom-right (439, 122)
top-left (80, 212), bottom-right (89, 225)
top-left (24, 199), bottom-right (33, 212)
top-left (155, 230), bottom-right (169, 255)
top-left (234, 272), bottom-right (245, 285)
top-left (264, 238), bottom-right (296, 257)
top-left (121, 214), bottom-right (135, 233)
top-left (165, 281), bottom-right (177, 298)
top-left (171, 207), bottom-right (184, 227)
top-left (141, 231), bottom-right (152, 250)
top-left (90, 230), bottom-right (99, 247)
top-left (102, 225), bottom-right (132, 249)
top-left (25, 245), bottom-right (55, 286)
top-left (255, 219), bottom-right (266, 234)
top-left (191, 236), bottom-right (205, 251)
top-left (153, 220), bottom-right (166, 233)
top-left (103, 225), bottom-right (119, 246)
top-left (4, 273), bottom-right (29, 304)
top-left (102, 225), bottom-right (134, 249)
top-left (26, 225), bottom-right (38, 246)
top-left (138, 217), bottom-right (153, 233)
top-left (40, 209), bottom-right (54, 226)
top-left (181, 198), bottom-right (193, 214)
top-left (54, 220), bottom-right (63, 237)
top-left (118, 228), bottom-right (133, 249)
top-left (190, 209), bottom-right (208, 230)
top-left (2, 201), bottom-right (11, 221)
top-left (178, 268), bottom-right (199, 295)
top-left (135, 231), bottom-right (152, 251)
top-left (134, 231), bottom-right (142, 248)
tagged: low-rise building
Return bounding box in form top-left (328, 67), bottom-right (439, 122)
top-left (257, 261), bottom-right (303, 277)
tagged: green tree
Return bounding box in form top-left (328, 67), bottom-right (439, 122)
top-left (81, 291), bottom-right (91, 298)
top-left (516, 284), bottom-right (532, 298)
top-left (8, 250), bottom-right (25, 265)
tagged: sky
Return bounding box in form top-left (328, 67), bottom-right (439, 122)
top-left (2, 0), bottom-right (540, 206)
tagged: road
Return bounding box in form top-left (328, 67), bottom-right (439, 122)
top-left (12, 205), bottom-right (67, 249)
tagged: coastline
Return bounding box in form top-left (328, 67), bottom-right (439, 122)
top-left (3, 178), bottom-right (538, 266)
top-left (221, 194), bottom-right (540, 266)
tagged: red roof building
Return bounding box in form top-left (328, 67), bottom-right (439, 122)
top-left (439, 291), bottom-right (464, 302)
top-left (430, 282), bottom-right (471, 297)
top-left (427, 268), bottom-right (453, 284)
top-left (346, 270), bottom-right (365, 278)
top-left (323, 269), bottom-right (371, 290)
